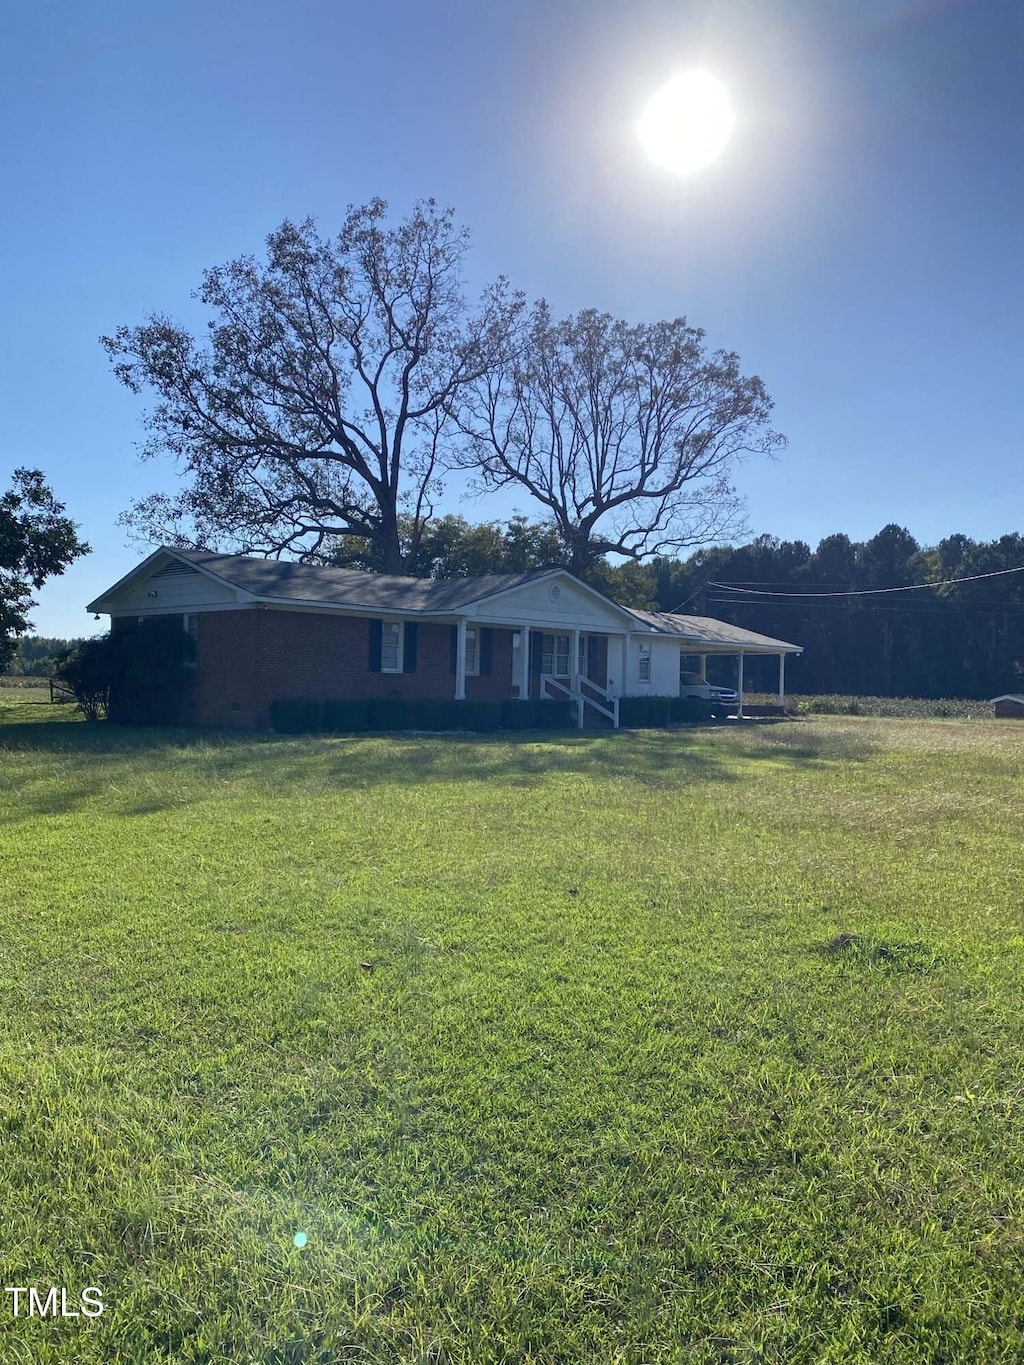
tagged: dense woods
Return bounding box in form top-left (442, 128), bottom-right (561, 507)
top-left (6, 635), bottom-right (82, 675)
top-left (645, 525), bottom-right (1024, 699)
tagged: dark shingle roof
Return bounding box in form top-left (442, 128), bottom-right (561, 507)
top-left (627, 608), bottom-right (803, 652)
top-left (172, 548), bottom-right (554, 613)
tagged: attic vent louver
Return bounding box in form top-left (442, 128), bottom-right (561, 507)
top-left (152, 562), bottom-right (200, 579)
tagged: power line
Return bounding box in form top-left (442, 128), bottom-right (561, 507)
top-left (707, 563), bottom-right (1024, 599)
top-left (704, 598), bottom-right (1024, 616)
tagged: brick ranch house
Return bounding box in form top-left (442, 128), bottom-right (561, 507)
top-left (88, 548), bottom-right (803, 729)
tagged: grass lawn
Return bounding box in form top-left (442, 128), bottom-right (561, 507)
top-left (2, 698), bottom-right (1024, 1362)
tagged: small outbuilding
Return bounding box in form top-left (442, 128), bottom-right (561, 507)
top-left (991, 694), bottom-right (1024, 719)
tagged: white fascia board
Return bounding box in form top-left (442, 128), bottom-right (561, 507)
top-left (628, 629), bottom-right (803, 654)
top-left (106, 602), bottom-right (255, 618)
top-left (258, 599), bottom-right (435, 621)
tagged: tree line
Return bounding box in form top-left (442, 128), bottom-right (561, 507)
top-left (7, 635), bottom-right (83, 676)
top-left (645, 525), bottom-right (1024, 700)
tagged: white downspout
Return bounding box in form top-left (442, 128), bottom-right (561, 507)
top-left (570, 628), bottom-right (582, 728)
top-left (737, 651), bottom-right (745, 719)
top-left (455, 618), bottom-right (467, 700)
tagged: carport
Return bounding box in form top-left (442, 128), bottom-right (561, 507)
top-left (625, 610), bottom-right (804, 717)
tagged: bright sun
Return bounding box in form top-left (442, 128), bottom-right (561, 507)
top-left (638, 71), bottom-right (735, 175)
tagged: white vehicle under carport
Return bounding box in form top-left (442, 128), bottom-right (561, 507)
top-left (679, 669), bottom-right (714, 701)
top-left (680, 670), bottom-right (739, 717)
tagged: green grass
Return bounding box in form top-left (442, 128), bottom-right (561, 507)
top-left (3, 699), bottom-right (1024, 1362)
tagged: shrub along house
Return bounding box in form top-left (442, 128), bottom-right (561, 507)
top-left (87, 548), bottom-right (803, 730)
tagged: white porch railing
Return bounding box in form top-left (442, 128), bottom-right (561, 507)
top-left (540, 674), bottom-right (619, 729)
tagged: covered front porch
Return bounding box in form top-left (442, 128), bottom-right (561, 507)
top-left (447, 578), bottom-right (804, 731)
top-left (450, 621), bottom-right (622, 728)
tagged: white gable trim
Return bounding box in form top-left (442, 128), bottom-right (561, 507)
top-left (87, 548), bottom-right (260, 614)
top-left (463, 569), bottom-right (640, 627)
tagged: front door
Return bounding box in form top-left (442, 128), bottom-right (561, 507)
top-left (513, 632), bottom-right (610, 700)
top-left (586, 635), bottom-right (608, 688)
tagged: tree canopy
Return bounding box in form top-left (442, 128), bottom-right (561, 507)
top-left (0, 469), bottom-right (89, 672)
top-left (103, 199), bottom-right (524, 574)
top-left (458, 303), bottom-right (783, 574)
top-left (104, 201), bottom-right (786, 576)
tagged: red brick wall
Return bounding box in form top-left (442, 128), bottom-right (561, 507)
top-left (186, 608), bottom-right (514, 728)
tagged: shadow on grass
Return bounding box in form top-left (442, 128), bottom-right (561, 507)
top-left (0, 714), bottom-right (876, 822)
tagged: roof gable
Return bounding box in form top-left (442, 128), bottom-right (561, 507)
top-left (460, 571), bottom-right (639, 630)
top-left (87, 549), bottom-right (248, 614)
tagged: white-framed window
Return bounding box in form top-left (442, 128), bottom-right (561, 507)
top-left (381, 621), bottom-right (402, 672)
top-left (637, 646), bottom-right (652, 683)
top-left (183, 613), bottom-right (199, 666)
top-left (541, 633), bottom-right (570, 676)
top-left (578, 634), bottom-right (587, 677)
top-left (465, 627), bottom-right (480, 676)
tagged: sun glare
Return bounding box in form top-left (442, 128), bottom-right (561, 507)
top-left (638, 71), bottom-right (735, 175)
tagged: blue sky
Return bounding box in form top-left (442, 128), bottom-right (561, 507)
top-left (2, 0), bottom-right (1021, 637)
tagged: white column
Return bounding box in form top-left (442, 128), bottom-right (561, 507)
top-left (699, 654), bottom-right (707, 680)
top-left (570, 628), bottom-right (582, 727)
top-left (778, 652), bottom-right (786, 710)
top-left (520, 627), bottom-right (531, 700)
top-left (737, 651), bottom-right (745, 719)
top-left (455, 618), bottom-right (467, 700)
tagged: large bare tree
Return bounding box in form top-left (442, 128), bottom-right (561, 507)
top-left (103, 200), bottom-right (524, 573)
top-left (459, 303), bottom-right (784, 575)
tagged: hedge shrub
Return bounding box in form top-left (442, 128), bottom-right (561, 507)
top-left (367, 696), bottom-right (408, 731)
top-left (270, 695), bottom-right (576, 734)
top-left (323, 698), bottom-right (370, 732)
top-left (270, 698), bottom-right (325, 733)
top-left (500, 698), bottom-right (536, 731)
top-left (406, 697), bottom-right (455, 731)
top-left (672, 696), bottom-right (714, 725)
top-left (620, 695), bottom-right (709, 728)
top-left (106, 619), bottom-right (193, 726)
top-left (461, 699), bottom-right (502, 733)
top-left (534, 698), bottom-right (574, 730)
top-left (618, 696), bottom-right (652, 728)
top-left (648, 695), bottom-right (673, 728)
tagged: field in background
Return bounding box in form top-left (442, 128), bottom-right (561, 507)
top-left (2, 703), bottom-right (1024, 1361)
top-left (745, 691), bottom-right (997, 719)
